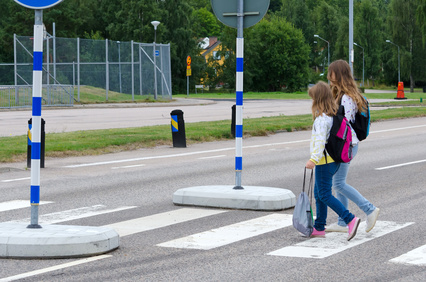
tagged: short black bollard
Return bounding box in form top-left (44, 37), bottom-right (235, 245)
top-left (170, 109), bottom-right (186, 147)
top-left (231, 104), bottom-right (236, 138)
top-left (27, 118), bottom-right (45, 168)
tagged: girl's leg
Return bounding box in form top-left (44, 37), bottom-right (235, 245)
top-left (333, 144), bottom-right (376, 226)
top-left (316, 162), bottom-right (355, 225)
top-left (314, 177), bottom-right (328, 231)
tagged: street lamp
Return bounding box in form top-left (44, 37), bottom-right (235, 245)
top-left (353, 42), bottom-right (364, 87)
top-left (117, 41), bottom-right (122, 93)
top-left (314, 34), bottom-right (330, 67)
top-left (386, 40), bottom-right (400, 82)
top-left (151, 20), bottom-right (160, 100)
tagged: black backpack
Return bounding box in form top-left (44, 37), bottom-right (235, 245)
top-left (325, 105), bottom-right (353, 163)
top-left (350, 97), bottom-right (370, 141)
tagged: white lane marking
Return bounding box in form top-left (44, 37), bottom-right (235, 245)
top-left (106, 208), bottom-right (228, 237)
top-left (0, 200), bottom-right (52, 212)
top-left (64, 139), bottom-right (310, 168)
top-left (7, 205), bottom-right (137, 225)
top-left (389, 245), bottom-right (426, 266)
top-left (157, 214), bottom-right (293, 250)
top-left (375, 159), bottom-right (426, 170)
top-left (0, 255), bottom-right (112, 282)
top-left (370, 124), bottom-right (426, 134)
top-left (268, 221), bottom-right (414, 259)
top-left (111, 164), bottom-right (146, 169)
top-left (1, 177), bottom-right (31, 183)
top-left (198, 155), bottom-right (226, 160)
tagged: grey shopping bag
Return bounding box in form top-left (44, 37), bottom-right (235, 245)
top-left (292, 168), bottom-right (314, 237)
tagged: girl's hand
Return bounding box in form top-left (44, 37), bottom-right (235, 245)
top-left (305, 160), bottom-right (316, 170)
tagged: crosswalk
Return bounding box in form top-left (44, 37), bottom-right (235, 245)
top-left (0, 200), bottom-right (424, 265)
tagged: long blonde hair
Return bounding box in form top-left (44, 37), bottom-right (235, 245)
top-left (327, 59), bottom-right (367, 112)
top-left (308, 81), bottom-right (338, 120)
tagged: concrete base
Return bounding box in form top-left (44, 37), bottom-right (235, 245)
top-left (0, 223), bottom-right (119, 259)
top-left (173, 185), bottom-right (296, 211)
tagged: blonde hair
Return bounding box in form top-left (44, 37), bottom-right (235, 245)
top-left (327, 59), bottom-right (367, 112)
top-left (308, 81), bottom-right (338, 120)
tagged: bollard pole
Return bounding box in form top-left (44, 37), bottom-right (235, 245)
top-left (234, 0), bottom-right (244, 190)
top-left (28, 9), bottom-right (43, 229)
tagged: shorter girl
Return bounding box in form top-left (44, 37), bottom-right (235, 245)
top-left (306, 81), bottom-right (360, 241)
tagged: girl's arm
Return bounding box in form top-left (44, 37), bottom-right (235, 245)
top-left (310, 116), bottom-right (328, 164)
top-left (341, 95), bottom-right (357, 122)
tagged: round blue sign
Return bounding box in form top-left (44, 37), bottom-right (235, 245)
top-left (15, 0), bottom-right (64, 9)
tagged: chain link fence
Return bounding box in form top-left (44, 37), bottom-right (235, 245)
top-left (0, 34), bottom-right (172, 108)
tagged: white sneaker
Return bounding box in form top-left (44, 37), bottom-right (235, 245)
top-left (325, 223), bottom-right (348, 232)
top-left (366, 208), bottom-right (380, 233)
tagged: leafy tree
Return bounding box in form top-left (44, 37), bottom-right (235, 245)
top-left (354, 0), bottom-right (383, 86)
top-left (191, 8), bottom-right (221, 38)
top-left (215, 16), bottom-right (310, 92)
top-left (387, 0), bottom-right (425, 91)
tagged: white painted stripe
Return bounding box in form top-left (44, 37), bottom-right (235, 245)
top-left (375, 159), bottom-right (426, 170)
top-left (33, 25), bottom-right (43, 52)
top-left (236, 37), bottom-right (244, 57)
top-left (30, 160), bottom-right (40, 185)
top-left (157, 214), bottom-right (293, 250)
top-left (65, 139), bottom-right (311, 168)
top-left (198, 155), bottom-right (226, 160)
top-left (111, 164), bottom-right (146, 169)
top-left (268, 221), bottom-right (413, 259)
top-left (106, 208), bottom-right (227, 237)
top-left (32, 72), bottom-right (43, 98)
top-left (389, 245), bottom-right (426, 265)
top-left (8, 205), bottom-right (137, 225)
top-left (1, 177), bottom-right (31, 183)
top-left (236, 72), bottom-right (243, 91)
top-left (236, 105), bottom-right (243, 124)
top-left (0, 255), bottom-right (111, 282)
top-left (0, 200), bottom-right (52, 212)
top-left (371, 124), bottom-right (426, 134)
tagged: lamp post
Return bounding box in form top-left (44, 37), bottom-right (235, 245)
top-left (354, 42), bottom-right (364, 87)
top-left (151, 20), bottom-right (160, 100)
top-left (117, 41), bottom-right (122, 93)
top-left (386, 40), bottom-right (400, 82)
top-left (314, 34), bottom-right (330, 67)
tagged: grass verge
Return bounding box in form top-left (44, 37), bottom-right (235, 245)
top-left (1, 107), bottom-right (425, 163)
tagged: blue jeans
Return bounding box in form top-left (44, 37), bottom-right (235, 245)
top-left (314, 162), bottom-right (355, 231)
top-left (333, 144), bottom-right (376, 226)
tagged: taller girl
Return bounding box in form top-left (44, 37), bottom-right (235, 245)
top-left (326, 60), bottom-right (380, 233)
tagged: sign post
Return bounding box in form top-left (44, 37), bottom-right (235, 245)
top-left (186, 56), bottom-right (191, 96)
top-left (14, 0), bottom-right (64, 229)
top-left (211, 0), bottom-right (269, 190)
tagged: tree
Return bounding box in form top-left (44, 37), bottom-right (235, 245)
top-left (354, 0), bottom-right (383, 86)
top-left (191, 8), bottom-right (221, 38)
top-left (215, 16), bottom-right (310, 92)
top-left (387, 0), bottom-right (425, 91)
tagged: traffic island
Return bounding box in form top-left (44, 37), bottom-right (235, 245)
top-left (173, 185), bottom-right (296, 211)
top-left (0, 223), bottom-right (119, 259)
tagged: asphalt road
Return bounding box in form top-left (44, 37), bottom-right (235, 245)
top-left (0, 116), bottom-right (425, 281)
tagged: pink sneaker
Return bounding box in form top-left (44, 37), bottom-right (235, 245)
top-left (347, 217), bottom-right (361, 241)
top-left (311, 228), bottom-right (325, 238)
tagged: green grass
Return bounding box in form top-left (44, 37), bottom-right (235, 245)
top-left (1, 107), bottom-right (425, 163)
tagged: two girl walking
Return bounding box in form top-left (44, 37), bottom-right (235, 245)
top-left (306, 60), bottom-right (380, 241)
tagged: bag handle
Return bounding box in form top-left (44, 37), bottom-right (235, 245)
top-left (303, 167), bottom-right (314, 199)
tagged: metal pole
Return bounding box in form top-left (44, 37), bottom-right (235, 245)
top-left (153, 38), bottom-right (158, 100)
top-left (53, 22), bottom-right (56, 83)
top-left (139, 43), bottom-right (142, 96)
top-left (14, 34), bottom-right (18, 105)
top-left (118, 41), bottom-right (122, 93)
top-left (106, 39), bottom-right (109, 101)
top-left (28, 9), bottom-right (43, 229)
top-left (131, 40), bottom-right (134, 101)
top-left (77, 37), bottom-right (80, 102)
top-left (349, 0), bottom-right (354, 75)
top-left (46, 34), bottom-right (50, 105)
top-left (362, 49), bottom-right (365, 87)
top-left (234, 0), bottom-right (244, 190)
top-left (397, 46), bottom-right (400, 82)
